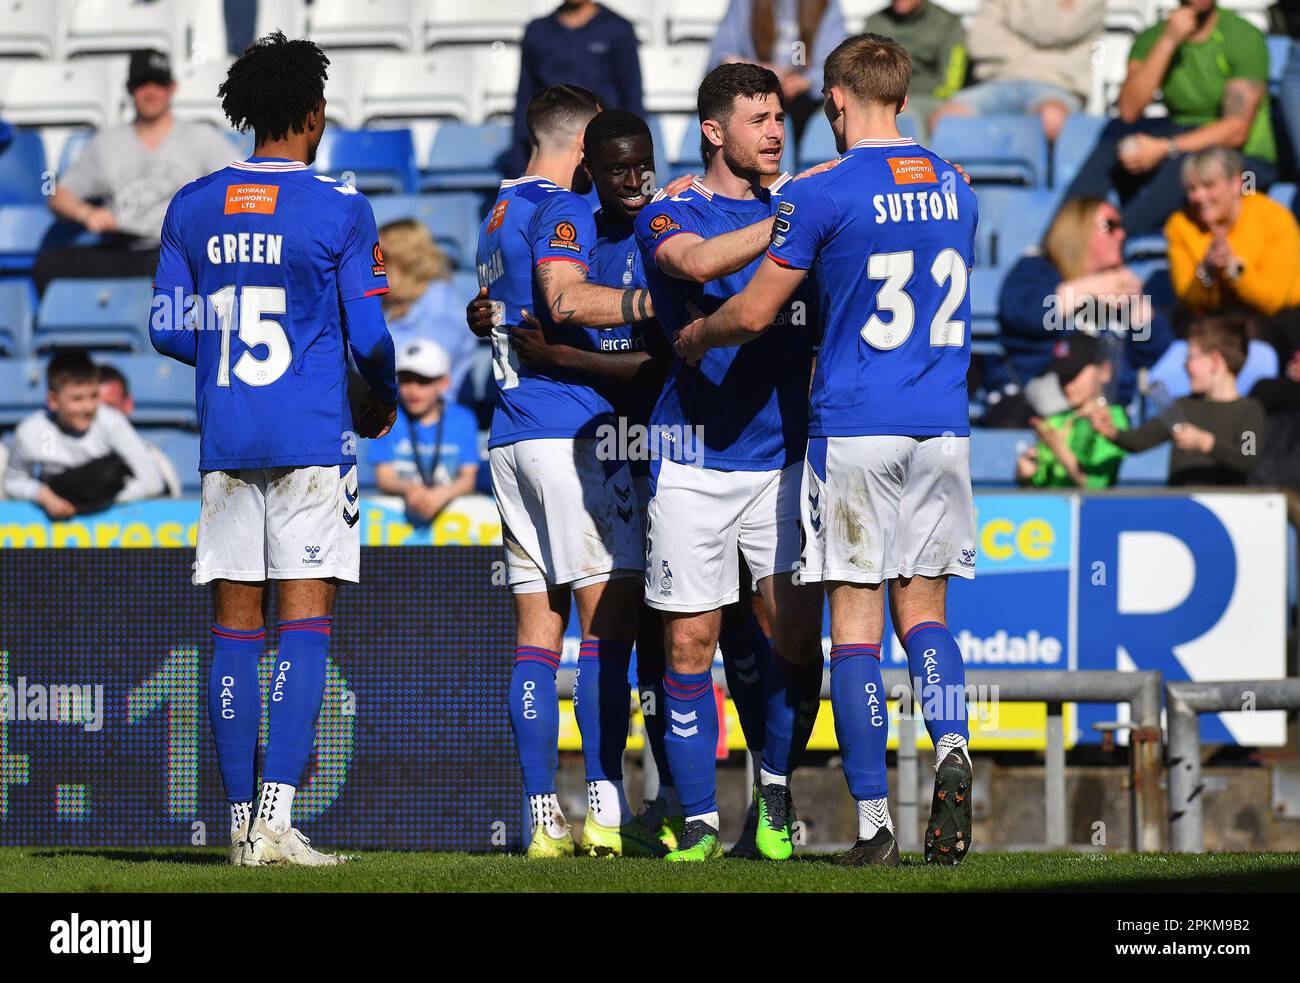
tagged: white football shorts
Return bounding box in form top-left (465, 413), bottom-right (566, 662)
top-left (490, 438), bottom-right (641, 594)
top-left (193, 464), bottom-right (361, 585)
top-left (644, 459), bottom-right (802, 613)
top-left (800, 434), bottom-right (976, 585)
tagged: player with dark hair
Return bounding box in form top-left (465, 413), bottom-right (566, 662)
top-left (676, 33), bottom-right (979, 866)
top-left (150, 31), bottom-right (398, 866)
top-left (632, 62), bottom-right (826, 863)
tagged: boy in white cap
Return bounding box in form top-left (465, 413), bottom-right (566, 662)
top-left (371, 339), bottom-right (481, 524)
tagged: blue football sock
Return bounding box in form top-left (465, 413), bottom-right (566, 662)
top-left (719, 607), bottom-right (770, 756)
top-left (634, 613), bottom-right (674, 791)
top-left (207, 625), bottom-right (264, 803)
top-left (663, 668), bottom-right (718, 819)
top-left (903, 620), bottom-right (969, 747)
top-left (760, 649), bottom-right (823, 779)
top-left (575, 638), bottom-right (632, 782)
top-left (829, 643), bottom-right (889, 801)
top-left (509, 646), bottom-right (561, 796)
top-left (262, 617), bottom-right (331, 786)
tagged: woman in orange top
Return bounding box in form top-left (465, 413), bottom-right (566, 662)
top-left (1165, 146), bottom-right (1300, 316)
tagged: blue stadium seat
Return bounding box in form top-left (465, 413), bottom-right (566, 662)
top-left (0, 129), bottom-right (48, 204)
top-left (969, 428), bottom-right (1034, 486)
top-left (1123, 233), bottom-right (1168, 261)
top-left (97, 355), bottom-right (195, 427)
top-left (1269, 181), bottom-right (1297, 211)
top-left (315, 127), bottom-right (420, 195)
top-left (35, 278), bottom-right (155, 353)
top-left (369, 192), bottom-right (483, 269)
top-left (145, 428), bottom-right (201, 494)
top-left (1052, 114), bottom-right (1107, 189)
top-left (0, 205), bottom-right (63, 272)
top-left (969, 267), bottom-right (1004, 357)
top-left (0, 280), bottom-right (36, 357)
top-left (671, 125), bottom-right (705, 181)
top-left (976, 187), bottom-right (1059, 267)
top-left (421, 121), bottom-right (511, 192)
top-left (1268, 35), bottom-right (1292, 93)
top-left (797, 120), bottom-right (837, 171)
top-left (0, 359), bottom-right (46, 426)
top-left (1118, 442), bottom-right (1170, 485)
top-left (932, 114), bottom-right (1049, 186)
top-left (58, 129), bottom-right (93, 174)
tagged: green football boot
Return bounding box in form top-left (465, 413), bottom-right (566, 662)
top-left (664, 819), bottom-right (723, 862)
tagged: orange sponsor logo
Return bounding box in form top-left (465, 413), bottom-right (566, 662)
top-left (487, 200), bottom-right (508, 233)
top-left (887, 157), bottom-right (937, 185)
top-left (224, 184), bottom-right (279, 215)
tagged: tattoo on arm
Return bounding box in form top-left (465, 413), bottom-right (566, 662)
top-left (535, 260), bottom-right (587, 324)
top-left (1223, 79), bottom-right (1261, 120)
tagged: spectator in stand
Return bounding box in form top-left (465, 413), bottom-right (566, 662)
top-left (379, 219), bottom-right (481, 397)
top-left (708, 0), bottom-right (847, 143)
top-left (1166, 147), bottom-right (1300, 316)
top-left (987, 196), bottom-right (1173, 426)
top-left (1086, 314), bottom-right (1266, 486)
top-left (3, 350), bottom-right (164, 517)
top-left (864, 0), bottom-right (966, 143)
top-left (1248, 314), bottom-right (1300, 490)
top-left (371, 340), bottom-right (480, 526)
top-left (35, 50), bottom-right (234, 294)
top-left (931, 0), bottom-right (1103, 143)
top-left (510, 1), bottom-right (644, 176)
top-left (1064, 0), bottom-right (1277, 236)
top-left (96, 363), bottom-right (183, 497)
top-left (1015, 333), bottom-right (1130, 489)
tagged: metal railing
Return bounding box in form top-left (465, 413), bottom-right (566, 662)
top-left (1167, 678), bottom-right (1300, 852)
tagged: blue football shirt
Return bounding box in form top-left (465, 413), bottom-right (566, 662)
top-left (767, 138), bottom-right (978, 437)
top-left (475, 175), bottom-right (616, 449)
top-left (634, 180), bottom-right (812, 471)
top-left (368, 400), bottom-right (480, 486)
top-left (152, 157), bottom-right (393, 470)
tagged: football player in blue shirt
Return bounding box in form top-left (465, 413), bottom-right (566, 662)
top-left (633, 63), bottom-right (827, 863)
top-left (150, 33), bottom-right (398, 866)
top-left (676, 34), bottom-right (979, 867)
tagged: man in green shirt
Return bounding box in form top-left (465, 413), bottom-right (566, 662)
top-left (865, 0), bottom-right (966, 141)
top-left (1064, 0), bottom-right (1276, 235)
top-left (1015, 334), bottom-right (1130, 489)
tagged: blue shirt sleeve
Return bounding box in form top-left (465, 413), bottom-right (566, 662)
top-left (531, 193), bottom-right (597, 269)
top-left (766, 179), bottom-right (836, 271)
top-left (149, 196), bottom-right (198, 365)
top-left (337, 195), bottom-right (390, 303)
top-left (342, 294), bottom-right (398, 408)
top-left (634, 196), bottom-right (702, 266)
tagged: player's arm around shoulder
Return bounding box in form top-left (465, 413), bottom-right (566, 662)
top-left (640, 196), bottom-right (774, 285)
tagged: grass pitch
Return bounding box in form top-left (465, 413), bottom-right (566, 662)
top-left (2, 847), bottom-right (1298, 892)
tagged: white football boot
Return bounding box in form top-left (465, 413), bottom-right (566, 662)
top-left (229, 819), bottom-right (249, 866)
top-left (240, 818), bottom-right (349, 867)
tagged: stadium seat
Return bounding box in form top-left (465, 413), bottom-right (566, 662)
top-left (425, 0), bottom-right (535, 46)
top-left (641, 45), bottom-right (711, 115)
top-left (360, 50), bottom-right (479, 125)
top-left (975, 187), bottom-right (1058, 268)
top-left (35, 278), bottom-right (155, 353)
top-left (254, 0), bottom-right (308, 43)
top-left (421, 121), bottom-right (511, 191)
top-left (0, 359), bottom-right (47, 427)
top-left (315, 128), bottom-right (420, 195)
top-left (0, 58), bottom-right (128, 129)
top-left (0, 281), bottom-right (36, 359)
top-left (1269, 35), bottom-right (1293, 95)
top-left (1053, 113), bottom-right (1107, 189)
top-left (1091, 32), bottom-right (1134, 115)
top-left (310, 0), bottom-right (420, 50)
top-left (1104, 0), bottom-right (1156, 34)
top-left (797, 120), bottom-right (837, 172)
top-left (370, 192), bottom-right (483, 269)
top-left (477, 44), bottom-right (523, 121)
top-left (968, 268), bottom-right (1004, 357)
top-left (665, 0), bottom-right (728, 44)
top-left (171, 61), bottom-right (237, 130)
top-left (57, 130), bottom-right (94, 176)
top-left (0, 131), bottom-right (49, 206)
top-left (969, 428), bottom-right (1034, 487)
top-left (145, 428), bottom-right (202, 494)
top-left (0, 1), bottom-right (62, 58)
top-left (1269, 182), bottom-right (1297, 212)
top-left (601, 0), bottom-right (665, 44)
top-left (0, 206), bottom-right (87, 274)
top-left (63, 0), bottom-right (187, 58)
top-left (97, 356), bottom-right (196, 428)
top-left (1117, 442), bottom-right (1171, 485)
top-left (1123, 234), bottom-right (1168, 261)
top-left (670, 125), bottom-right (705, 180)
top-left (932, 114), bottom-right (1049, 186)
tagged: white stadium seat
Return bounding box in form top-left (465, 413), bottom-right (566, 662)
top-left (1090, 31), bottom-right (1135, 116)
top-left (322, 53), bottom-right (369, 129)
top-left (641, 45), bottom-right (711, 115)
top-left (596, 0), bottom-right (665, 46)
top-left (837, 0), bottom-right (888, 30)
top-left (310, 0), bottom-right (421, 51)
top-left (255, 0), bottom-right (309, 41)
top-left (360, 50), bottom-right (479, 126)
top-left (426, 0), bottom-right (535, 46)
top-left (477, 45), bottom-right (523, 122)
top-left (665, 0), bottom-right (729, 45)
top-left (1105, 0), bottom-right (1156, 34)
top-left (0, 58), bottom-right (128, 129)
top-left (0, 2), bottom-right (64, 59)
top-left (171, 60), bottom-right (235, 130)
top-left (63, 0), bottom-right (187, 59)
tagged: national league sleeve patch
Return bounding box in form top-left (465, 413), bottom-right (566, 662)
top-left (647, 212), bottom-right (681, 240)
top-left (548, 220), bottom-right (582, 252)
top-left (371, 242), bottom-right (386, 276)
